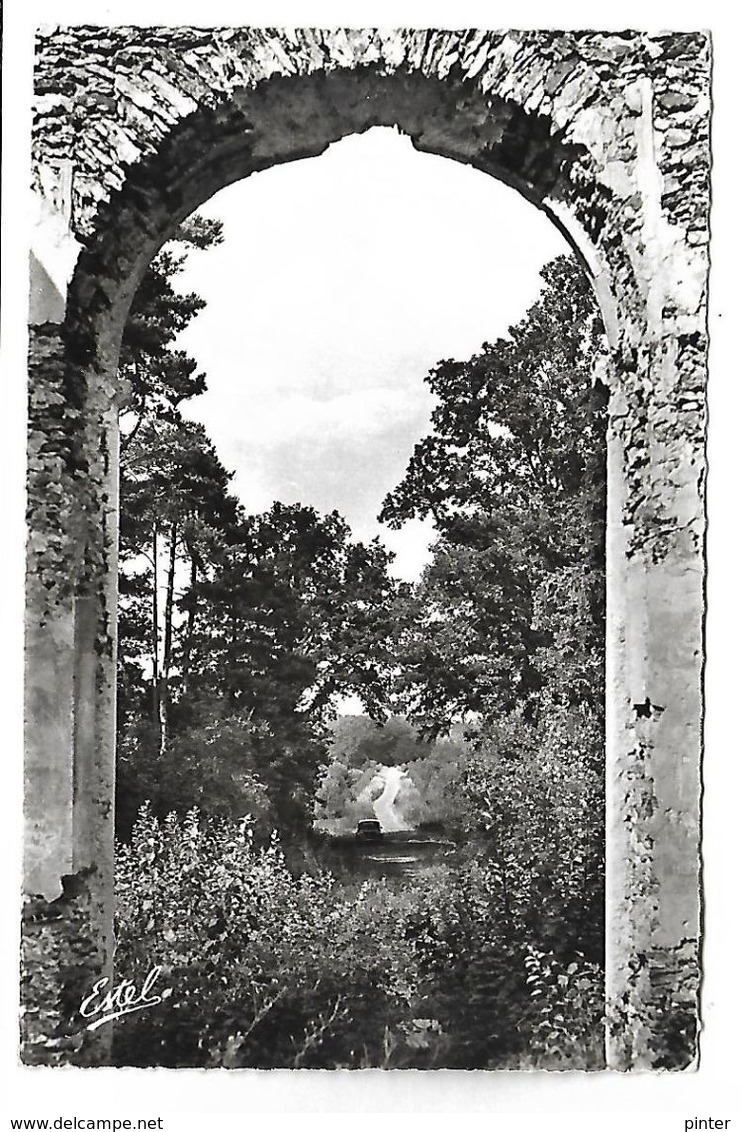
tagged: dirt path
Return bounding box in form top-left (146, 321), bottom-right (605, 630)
top-left (372, 766), bottom-right (412, 832)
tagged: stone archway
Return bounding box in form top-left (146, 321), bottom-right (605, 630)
top-left (24, 27), bottom-right (709, 1068)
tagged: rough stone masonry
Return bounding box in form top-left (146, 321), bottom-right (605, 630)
top-left (24, 27), bottom-right (710, 1067)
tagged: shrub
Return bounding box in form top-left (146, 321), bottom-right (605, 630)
top-left (113, 712), bottom-right (606, 1071)
top-left (116, 714), bottom-right (320, 842)
top-left (396, 859), bottom-right (604, 1068)
top-left (113, 806), bottom-right (416, 1067)
top-left (521, 947), bottom-right (604, 1069)
top-left (457, 705), bottom-right (604, 962)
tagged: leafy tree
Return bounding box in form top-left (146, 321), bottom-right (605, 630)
top-left (115, 717), bottom-right (274, 840)
top-left (381, 254), bottom-right (607, 731)
top-left (119, 215), bottom-right (223, 441)
top-left (167, 504), bottom-right (405, 832)
top-left (116, 217), bottom-right (406, 836)
top-left (118, 418), bottom-right (240, 751)
top-left (329, 714), bottom-right (433, 769)
top-left (401, 735), bottom-right (469, 829)
top-left (313, 758), bottom-right (360, 827)
top-left (185, 503), bottom-right (402, 734)
top-left (313, 757), bottom-right (385, 833)
top-left (117, 215), bottom-right (232, 751)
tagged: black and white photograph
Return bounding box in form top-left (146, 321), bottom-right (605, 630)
top-left (2, 0), bottom-right (738, 1120)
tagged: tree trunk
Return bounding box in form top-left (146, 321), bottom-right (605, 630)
top-left (160, 521), bottom-right (178, 755)
top-left (182, 552), bottom-right (198, 696)
top-left (151, 521), bottom-right (160, 737)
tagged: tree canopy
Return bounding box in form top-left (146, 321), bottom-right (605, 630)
top-left (380, 255), bottom-right (608, 732)
top-left (116, 241), bottom-right (607, 857)
top-left (115, 220), bottom-right (404, 837)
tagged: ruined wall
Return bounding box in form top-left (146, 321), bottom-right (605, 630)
top-left (25, 27), bottom-right (710, 1067)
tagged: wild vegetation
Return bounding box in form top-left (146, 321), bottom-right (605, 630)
top-left (113, 226), bottom-right (607, 1068)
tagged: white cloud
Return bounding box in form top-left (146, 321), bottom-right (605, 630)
top-left (202, 383), bottom-right (434, 447)
top-left (175, 127), bottom-right (569, 580)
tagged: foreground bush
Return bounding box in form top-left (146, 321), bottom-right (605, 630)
top-left (386, 857), bottom-right (603, 1069)
top-left (114, 806), bottom-right (604, 1068)
top-left (458, 705), bottom-right (605, 963)
top-left (114, 805), bottom-right (418, 1067)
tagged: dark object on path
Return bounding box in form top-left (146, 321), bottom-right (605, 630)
top-left (355, 819), bottom-right (383, 842)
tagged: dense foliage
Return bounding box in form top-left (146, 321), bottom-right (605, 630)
top-left (116, 228), bottom-right (403, 839)
top-left (381, 255), bottom-right (607, 731)
top-left (114, 236), bottom-right (608, 1069)
top-left (114, 806), bottom-right (603, 1069)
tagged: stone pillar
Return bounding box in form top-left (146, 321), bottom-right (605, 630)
top-left (22, 181), bottom-right (118, 1066)
top-left (22, 383), bottom-right (119, 1066)
top-left (605, 427), bottom-right (702, 1068)
top-left (604, 313), bottom-right (704, 1068)
top-left (600, 53), bottom-right (707, 1067)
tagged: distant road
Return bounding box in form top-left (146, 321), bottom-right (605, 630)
top-left (373, 766), bottom-right (412, 832)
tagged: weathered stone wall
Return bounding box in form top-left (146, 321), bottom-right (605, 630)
top-left (24, 27), bottom-right (710, 1068)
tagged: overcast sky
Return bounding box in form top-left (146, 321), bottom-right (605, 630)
top-left (176, 127), bottom-right (569, 581)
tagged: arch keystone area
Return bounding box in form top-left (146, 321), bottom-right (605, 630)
top-left (24, 26), bottom-right (710, 1069)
